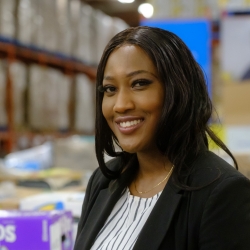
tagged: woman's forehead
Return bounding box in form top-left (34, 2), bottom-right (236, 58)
top-left (104, 45), bottom-right (158, 77)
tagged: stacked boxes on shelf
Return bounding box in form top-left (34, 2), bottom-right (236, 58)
top-left (211, 14), bottom-right (250, 178)
top-left (0, 0), bottom-right (129, 150)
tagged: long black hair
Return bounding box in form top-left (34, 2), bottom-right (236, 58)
top-left (95, 26), bottom-right (237, 188)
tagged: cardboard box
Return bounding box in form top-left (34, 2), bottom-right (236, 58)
top-left (0, 186), bottom-right (43, 210)
top-left (0, 210), bottom-right (73, 250)
top-left (19, 192), bottom-right (85, 218)
top-left (222, 81), bottom-right (250, 125)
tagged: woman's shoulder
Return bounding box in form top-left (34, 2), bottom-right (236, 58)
top-left (187, 150), bottom-right (250, 189)
top-left (184, 150), bottom-right (250, 226)
top-left (192, 151), bottom-right (250, 248)
top-left (87, 157), bottom-right (122, 193)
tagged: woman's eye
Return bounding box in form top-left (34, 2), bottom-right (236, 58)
top-left (103, 86), bottom-right (116, 93)
top-left (132, 79), bottom-right (153, 88)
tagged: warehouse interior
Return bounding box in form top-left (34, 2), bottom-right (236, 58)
top-left (0, 0), bottom-right (250, 248)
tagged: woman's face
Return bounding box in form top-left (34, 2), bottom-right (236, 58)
top-left (102, 45), bottom-right (164, 154)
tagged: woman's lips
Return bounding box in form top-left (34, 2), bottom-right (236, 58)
top-left (115, 118), bottom-right (144, 135)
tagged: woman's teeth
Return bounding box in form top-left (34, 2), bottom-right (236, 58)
top-left (119, 120), bottom-right (142, 128)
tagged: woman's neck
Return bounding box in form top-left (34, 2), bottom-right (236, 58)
top-left (128, 151), bottom-right (173, 198)
top-left (136, 151), bottom-right (172, 177)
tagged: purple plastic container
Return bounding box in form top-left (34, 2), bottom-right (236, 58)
top-left (0, 210), bottom-right (73, 250)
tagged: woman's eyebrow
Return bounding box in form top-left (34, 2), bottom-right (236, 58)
top-left (103, 70), bottom-right (157, 81)
top-left (126, 70), bottom-right (157, 78)
top-left (103, 75), bottom-right (115, 81)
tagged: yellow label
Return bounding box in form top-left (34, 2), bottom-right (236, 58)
top-left (208, 124), bottom-right (226, 150)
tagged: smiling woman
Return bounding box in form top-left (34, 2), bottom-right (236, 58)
top-left (101, 45), bottom-right (164, 154)
top-left (74, 26), bottom-right (250, 250)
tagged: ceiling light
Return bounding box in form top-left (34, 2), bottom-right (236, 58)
top-left (118, 0), bottom-right (135, 3)
top-left (138, 3), bottom-right (154, 18)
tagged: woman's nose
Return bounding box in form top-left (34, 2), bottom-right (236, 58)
top-left (113, 90), bottom-right (135, 113)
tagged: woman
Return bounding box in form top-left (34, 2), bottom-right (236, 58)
top-left (74, 26), bottom-right (250, 250)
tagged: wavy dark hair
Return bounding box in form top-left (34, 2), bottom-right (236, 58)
top-left (95, 26), bottom-right (237, 188)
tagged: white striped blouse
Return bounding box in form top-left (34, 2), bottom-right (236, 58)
top-left (90, 188), bottom-right (162, 250)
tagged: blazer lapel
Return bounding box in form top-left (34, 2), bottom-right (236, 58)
top-left (75, 161), bottom-right (137, 250)
top-left (133, 178), bottom-right (183, 250)
top-left (76, 185), bottom-right (123, 250)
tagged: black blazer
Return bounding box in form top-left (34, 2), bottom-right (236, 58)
top-left (74, 149), bottom-right (250, 250)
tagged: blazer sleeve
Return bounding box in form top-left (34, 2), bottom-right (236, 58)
top-left (199, 175), bottom-right (250, 250)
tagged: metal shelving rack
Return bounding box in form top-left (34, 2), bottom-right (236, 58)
top-left (0, 39), bottom-right (96, 155)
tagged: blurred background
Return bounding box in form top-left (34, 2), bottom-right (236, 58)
top-left (0, 0), bottom-right (250, 248)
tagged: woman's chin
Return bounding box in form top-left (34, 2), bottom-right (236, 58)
top-left (119, 144), bottom-right (139, 154)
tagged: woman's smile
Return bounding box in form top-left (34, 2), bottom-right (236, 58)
top-left (115, 117), bottom-right (144, 134)
top-left (102, 45), bottom-right (164, 153)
